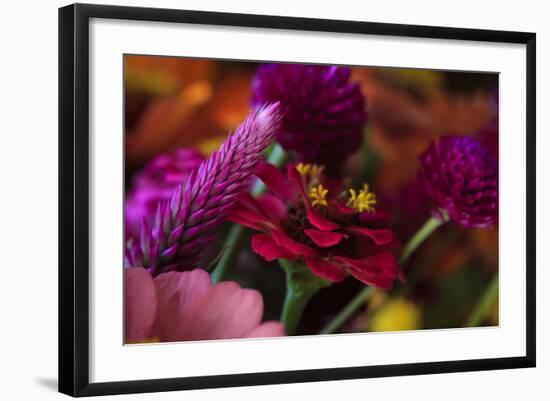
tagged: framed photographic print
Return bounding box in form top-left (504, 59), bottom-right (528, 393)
top-left (58, 3), bottom-right (536, 397)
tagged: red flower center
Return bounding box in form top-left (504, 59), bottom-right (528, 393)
top-left (281, 201), bottom-right (356, 258)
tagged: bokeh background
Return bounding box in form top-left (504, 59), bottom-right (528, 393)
top-left (124, 55), bottom-right (499, 334)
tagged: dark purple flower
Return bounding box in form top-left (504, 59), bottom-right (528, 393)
top-left (252, 64), bottom-right (367, 175)
top-left (125, 149), bottom-right (205, 237)
top-left (125, 103), bottom-right (282, 275)
top-left (418, 136), bottom-right (498, 228)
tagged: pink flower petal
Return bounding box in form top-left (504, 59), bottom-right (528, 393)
top-left (228, 193), bottom-right (278, 230)
top-left (255, 162), bottom-right (295, 201)
top-left (181, 283), bottom-right (265, 340)
top-left (246, 321), bottom-right (286, 338)
top-left (125, 268), bottom-right (157, 343)
top-left (287, 165), bottom-right (308, 201)
top-left (152, 270), bottom-right (285, 342)
top-left (153, 269), bottom-right (212, 342)
top-left (333, 253), bottom-right (400, 289)
top-left (358, 210), bottom-right (391, 225)
top-left (236, 192), bottom-right (273, 219)
top-left (306, 207), bottom-right (340, 231)
top-left (236, 192), bottom-right (265, 215)
top-left (252, 234), bottom-right (299, 261)
top-left (228, 208), bottom-right (269, 231)
top-left (304, 257), bottom-right (346, 282)
top-left (271, 229), bottom-right (317, 257)
top-left (304, 229), bottom-right (348, 247)
top-left (257, 194), bottom-right (287, 224)
top-left (331, 201), bottom-right (357, 215)
top-left (348, 227), bottom-right (394, 245)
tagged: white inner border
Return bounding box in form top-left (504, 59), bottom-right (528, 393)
top-left (89, 18), bottom-right (526, 383)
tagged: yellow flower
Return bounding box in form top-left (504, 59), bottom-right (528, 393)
top-left (369, 298), bottom-right (421, 332)
top-left (310, 184), bottom-right (328, 208)
top-left (348, 183), bottom-right (377, 212)
top-left (296, 162), bottom-right (312, 176)
top-left (297, 163), bottom-right (325, 183)
top-left (310, 164), bottom-right (325, 178)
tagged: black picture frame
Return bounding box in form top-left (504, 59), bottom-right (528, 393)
top-left (59, 3), bottom-right (536, 397)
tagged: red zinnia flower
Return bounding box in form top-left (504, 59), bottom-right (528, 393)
top-left (229, 163), bottom-right (403, 289)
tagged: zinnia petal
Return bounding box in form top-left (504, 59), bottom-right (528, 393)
top-left (331, 201), bottom-right (357, 215)
top-left (228, 193), bottom-right (277, 230)
top-left (333, 253), bottom-right (400, 289)
top-left (287, 165), bottom-right (309, 201)
top-left (271, 229), bottom-right (317, 257)
top-left (125, 268), bottom-right (157, 343)
top-left (256, 194), bottom-right (287, 223)
top-left (307, 207), bottom-right (340, 231)
top-left (228, 207), bottom-right (270, 231)
top-left (252, 234), bottom-right (299, 261)
top-left (153, 269), bottom-right (212, 342)
top-left (255, 162), bottom-right (296, 201)
top-left (304, 257), bottom-right (346, 282)
top-left (246, 321), bottom-right (286, 338)
top-left (358, 209), bottom-right (391, 226)
top-left (182, 282), bottom-right (265, 340)
top-left (304, 229), bottom-right (348, 247)
top-left (347, 227), bottom-right (394, 245)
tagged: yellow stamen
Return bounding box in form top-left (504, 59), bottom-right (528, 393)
top-left (297, 163), bottom-right (325, 182)
top-left (296, 163), bottom-right (311, 177)
top-left (310, 184), bottom-right (329, 208)
top-left (310, 164), bottom-right (325, 178)
top-left (347, 183), bottom-right (377, 212)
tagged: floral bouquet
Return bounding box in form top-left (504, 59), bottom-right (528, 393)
top-left (124, 57), bottom-right (499, 343)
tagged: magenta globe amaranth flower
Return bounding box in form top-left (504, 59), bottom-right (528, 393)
top-left (252, 63), bottom-right (367, 175)
top-left (418, 136), bottom-right (498, 228)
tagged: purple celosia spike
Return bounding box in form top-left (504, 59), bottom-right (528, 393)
top-left (126, 103), bottom-right (282, 274)
top-left (124, 240), bottom-right (135, 267)
top-left (252, 63), bottom-right (367, 175)
top-left (125, 149), bottom-right (204, 238)
top-left (418, 136), bottom-right (498, 228)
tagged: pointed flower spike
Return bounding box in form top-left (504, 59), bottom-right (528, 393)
top-left (126, 103), bottom-right (282, 273)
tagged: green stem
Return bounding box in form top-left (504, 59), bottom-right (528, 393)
top-left (320, 287), bottom-right (375, 334)
top-left (465, 273), bottom-right (499, 327)
top-left (211, 144), bottom-right (287, 283)
top-left (281, 287), bottom-right (312, 336)
top-left (279, 259), bottom-right (330, 335)
top-left (400, 215), bottom-right (446, 264)
top-left (319, 215), bottom-right (446, 335)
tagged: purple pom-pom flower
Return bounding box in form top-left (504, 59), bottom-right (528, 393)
top-left (252, 63), bottom-right (367, 175)
top-left (125, 103), bottom-right (282, 274)
top-left (418, 136), bottom-right (498, 228)
top-left (125, 149), bottom-right (205, 237)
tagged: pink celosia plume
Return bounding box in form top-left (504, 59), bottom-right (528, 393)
top-left (125, 148), bottom-right (205, 237)
top-left (125, 103), bottom-right (282, 274)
